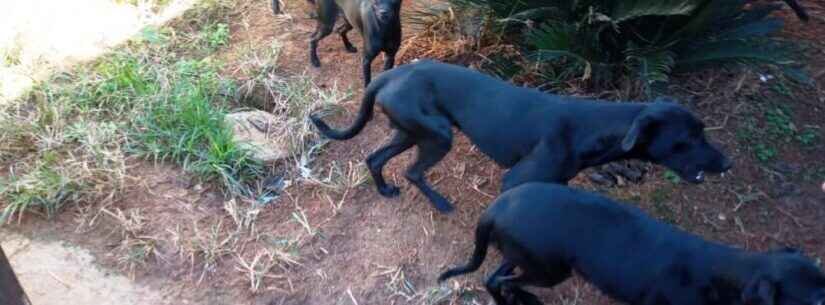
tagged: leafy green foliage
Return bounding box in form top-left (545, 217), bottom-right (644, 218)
top-left (203, 23), bottom-right (230, 51)
top-left (435, 0), bottom-right (807, 96)
top-left (128, 58), bottom-right (262, 196)
top-left (0, 154), bottom-right (81, 223)
top-left (663, 170), bottom-right (681, 184)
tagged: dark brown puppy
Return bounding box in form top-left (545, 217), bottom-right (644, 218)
top-left (308, 0), bottom-right (402, 87)
top-left (440, 183), bottom-right (825, 305)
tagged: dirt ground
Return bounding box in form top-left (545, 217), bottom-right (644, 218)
top-left (1, 232), bottom-right (165, 304)
top-left (3, 0), bottom-right (825, 305)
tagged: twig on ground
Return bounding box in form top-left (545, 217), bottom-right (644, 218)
top-left (774, 206), bottom-right (804, 228)
top-left (347, 288), bottom-right (360, 305)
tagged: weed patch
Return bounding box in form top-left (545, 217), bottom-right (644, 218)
top-left (128, 58), bottom-right (262, 195)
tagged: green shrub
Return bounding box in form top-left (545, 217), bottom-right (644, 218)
top-left (428, 0), bottom-right (808, 96)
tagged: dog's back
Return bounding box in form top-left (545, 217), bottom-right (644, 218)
top-left (485, 183), bottom-right (733, 303)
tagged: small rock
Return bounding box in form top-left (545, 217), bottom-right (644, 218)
top-left (821, 181), bottom-right (825, 193)
top-left (606, 163), bottom-right (645, 183)
top-left (225, 110), bottom-right (292, 164)
top-left (588, 172), bottom-right (616, 187)
top-left (771, 161), bottom-right (802, 175)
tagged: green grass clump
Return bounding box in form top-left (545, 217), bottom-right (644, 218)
top-left (129, 58), bottom-right (262, 195)
top-left (0, 155), bottom-right (81, 223)
top-left (202, 23), bottom-right (231, 51)
top-left (1, 20), bottom-right (256, 223)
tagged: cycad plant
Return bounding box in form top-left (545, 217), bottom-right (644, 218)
top-left (431, 0), bottom-right (809, 96)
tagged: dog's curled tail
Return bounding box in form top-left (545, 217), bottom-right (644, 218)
top-left (309, 75), bottom-right (388, 140)
top-left (437, 213), bottom-right (494, 283)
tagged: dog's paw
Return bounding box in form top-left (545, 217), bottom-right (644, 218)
top-left (344, 45), bottom-right (358, 53)
top-left (378, 185), bottom-right (400, 198)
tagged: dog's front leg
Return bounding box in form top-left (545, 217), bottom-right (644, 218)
top-left (501, 140), bottom-right (573, 192)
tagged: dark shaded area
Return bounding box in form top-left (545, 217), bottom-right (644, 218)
top-left (0, 246), bottom-right (31, 305)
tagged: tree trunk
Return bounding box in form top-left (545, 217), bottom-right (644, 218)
top-left (0, 245), bottom-right (31, 305)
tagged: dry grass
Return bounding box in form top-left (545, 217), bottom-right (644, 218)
top-left (0, 93), bottom-right (129, 224)
top-left (234, 235), bottom-right (302, 293)
top-left (401, 1), bottom-right (478, 62)
top-left (185, 219), bottom-right (238, 283)
top-left (102, 207), bottom-right (159, 278)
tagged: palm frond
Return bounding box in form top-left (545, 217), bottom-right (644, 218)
top-left (627, 48), bottom-right (675, 98)
top-left (611, 0), bottom-right (702, 23)
top-left (714, 18), bottom-right (784, 40)
top-left (675, 39), bottom-right (795, 69)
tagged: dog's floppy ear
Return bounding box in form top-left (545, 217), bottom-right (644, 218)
top-left (742, 276), bottom-right (776, 305)
top-left (621, 109), bottom-right (659, 152)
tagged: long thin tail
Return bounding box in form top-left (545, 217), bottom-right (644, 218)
top-left (309, 76), bottom-right (387, 140)
top-left (438, 214), bottom-right (494, 282)
top-left (783, 0), bottom-right (809, 21)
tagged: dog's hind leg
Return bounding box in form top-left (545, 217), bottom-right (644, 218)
top-left (309, 2), bottom-right (337, 67)
top-left (366, 130), bottom-right (414, 198)
top-left (486, 261), bottom-right (516, 304)
top-left (336, 20), bottom-right (358, 53)
top-left (488, 264), bottom-right (571, 305)
top-left (309, 23), bottom-right (333, 67)
top-left (404, 117), bottom-right (454, 212)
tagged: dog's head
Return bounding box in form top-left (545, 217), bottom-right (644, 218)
top-left (742, 248), bottom-right (825, 305)
top-left (371, 0), bottom-right (402, 24)
top-left (621, 100), bottom-right (732, 183)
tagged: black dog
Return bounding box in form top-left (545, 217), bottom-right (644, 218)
top-left (310, 60), bottom-right (732, 212)
top-left (439, 183), bottom-right (825, 305)
top-left (308, 0), bottom-right (402, 87)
